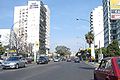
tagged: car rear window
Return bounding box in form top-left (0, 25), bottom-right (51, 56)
top-left (7, 57), bottom-right (19, 61)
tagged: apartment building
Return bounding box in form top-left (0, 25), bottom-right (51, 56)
top-left (13, 0), bottom-right (50, 56)
top-left (103, 0), bottom-right (120, 47)
top-left (90, 6), bottom-right (104, 48)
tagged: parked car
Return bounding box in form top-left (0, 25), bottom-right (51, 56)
top-left (21, 58), bottom-right (28, 64)
top-left (0, 58), bottom-right (4, 63)
top-left (0, 58), bottom-right (4, 66)
top-left (53, 58), bottom-right (60, 62)
top-left (66, 58), bottom-right (71, 62)
top-left (36, 56), bottom-right (48, 64)
top-left (74, 58), bottom-right (80, 63)
top-left (26, 58), bottom-right (33, 64)
top-left (94, 56), bottom-right (120, 80)
top-left (2, 56), bottom-right (26, 69)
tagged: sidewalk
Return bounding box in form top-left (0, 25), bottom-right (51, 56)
top-left (85, 61), bottom-right (100, 68)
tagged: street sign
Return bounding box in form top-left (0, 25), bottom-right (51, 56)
top-left (9, 50), bottom-right (16, 53)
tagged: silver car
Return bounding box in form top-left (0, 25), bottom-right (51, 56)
top-left (2, 56), bottom-right (26, 69)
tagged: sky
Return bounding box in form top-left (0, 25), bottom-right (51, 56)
top-left (0, 0), bottom-right (102, 53)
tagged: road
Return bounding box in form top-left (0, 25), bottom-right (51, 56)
top-left (0, 61), bottom-right (95, 80)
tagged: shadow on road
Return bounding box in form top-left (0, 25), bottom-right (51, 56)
top-left (79, 66), bottom-right (95, 70)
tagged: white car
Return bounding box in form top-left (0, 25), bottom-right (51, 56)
top-left (53, 58), bottom-right (60, 62)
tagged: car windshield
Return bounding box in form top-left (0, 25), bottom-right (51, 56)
top-left (7, 57), bottom-right (19, 61)
top-left (39, 57), bottom-right (46, 60)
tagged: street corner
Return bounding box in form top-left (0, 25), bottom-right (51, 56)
top-left (93, 62), bottom-right (100, 68)
top-left (85, 61), bottom-right (100, 68)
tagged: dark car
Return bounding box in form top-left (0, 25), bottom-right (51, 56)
top-left (26, 58), bottom-right (33, 64)
top-left (94, 56), bottom-right (120, 80)
top-left (36, 56), bottom-right (48, 64)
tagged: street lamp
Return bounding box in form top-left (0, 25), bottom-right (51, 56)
top-left (76, 18), bottom-right (104, 60)
top-left (76, 36), bottom-right (87, 50)
top-left (76, 18), bottom-right (96, 59)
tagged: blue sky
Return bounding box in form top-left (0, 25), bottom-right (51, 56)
top-left (0, 0), bottom-right (102, 53)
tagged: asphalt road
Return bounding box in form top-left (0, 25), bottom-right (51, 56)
top-left (0, 61), bottom-right (95, 80)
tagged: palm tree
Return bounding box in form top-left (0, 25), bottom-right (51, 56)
top-left (85, 31), bottom-right (94, 47)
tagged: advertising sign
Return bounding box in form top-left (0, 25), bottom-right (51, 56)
top-left (110, 0), bottom-right (120, 9)
top-left (111, 14), bottom-right (120, 19)
top-left (29, 2), bottom-right (39, 9)
top-left (110, 0), bottom-right (120, 19)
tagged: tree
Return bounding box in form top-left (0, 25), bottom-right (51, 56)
top-left (107, 40), bottom-right (120, 57)
top-left (55, 46), bottom-right (71, 56)
top-left (0, 43), bottom-right (5, 55)
top-left (10, 31), bottom-right (25, 54)
top-left (85, 31), bottom-right (94, 47)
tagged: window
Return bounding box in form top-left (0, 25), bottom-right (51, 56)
top-left (105, 60), bottom-right (112, 69)
top-left (117, 58), bottom-right (120, 68)
top-left (99, 60), bottom-right (106, 69)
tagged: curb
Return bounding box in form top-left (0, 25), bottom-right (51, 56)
top-left (84, 61), bottom-right (99, 67)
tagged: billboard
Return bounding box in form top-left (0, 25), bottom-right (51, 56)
top-left (111, 14), bottom-right (120, 19)
top-left (110, 0), bottom-right (120, 20)
top-left (110, 0), bottom-right (120, 9)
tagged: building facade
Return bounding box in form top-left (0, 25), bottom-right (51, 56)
top-left (103, 0), bottom-right (120, 47)
top-left (90, 6), bottom-right (104, 48)
top-left (14, 0), bottom-right (50, 56)
top-left (44, 5), bottom-right (50, 55)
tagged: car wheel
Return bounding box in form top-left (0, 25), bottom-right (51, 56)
top-left (94, 74), bottom-right (97, 80)
top-left (23, 63), bottom-right (26, 68)
top-left (46, 61), bottom-right (48, 64)
top-left (37, 62), bottom-right (39, 65)
top-left (105, 78), bottom-right (110, 80)
top-left (15, 64), bottom-right (19, 69)
top-left (2, 67), bottom-right (6, 69)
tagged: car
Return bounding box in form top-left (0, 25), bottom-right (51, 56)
top-left (36, 56), bottom-right (48, 64)
top-left (0, 58), bottom-right (4, 63)
top-left (61, 58), bottom-right (66, 61)
top-left (21, 58), bottom-right (28, 64)
top-left (94, 56), bottom-right (120, 80)
top-left (2, 56), bottom-right (26, 69)
top-left (53, 58), bottom-right (60, 62)
top-left (0, 58), bottom-right (4, 67)
top-left (74, 58), bottom-right (80, 63)
top-left (26, 58), bottom-right (33, 64)
top-left (66, 58), bottom-right (71, 62)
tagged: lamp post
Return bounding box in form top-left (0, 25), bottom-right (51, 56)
top-left (76, 36), bottom-right (87, 50)
top-left (76, 18), bottom-right (96, 59)
top-left (76, 18), bottom-right (104, 60)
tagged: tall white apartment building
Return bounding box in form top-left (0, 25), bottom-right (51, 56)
top-left (14, 0), bottom-right (50, 56)
top-left (90, 6), bottom-right (104, 48)
top-left (0, 29), bottom-right (10, 46)
top-left (44, 5), bottom-right (50, 55)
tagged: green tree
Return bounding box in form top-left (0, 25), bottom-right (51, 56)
top-left (0, 43), bottom-right (5, 55)
top-left (107, 40), bottom-right (120, 57)
top-left (85, 31), bottom-right (94, 47)
top-left (55, 46), bottom-right (71, 56)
